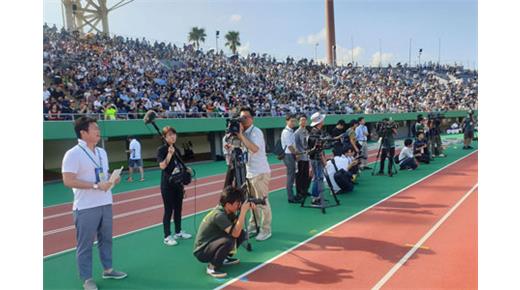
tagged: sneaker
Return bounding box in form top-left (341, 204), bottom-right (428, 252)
top-left (438, 153), bottom-right (446, 157)
top-left (102, 270), bottom-right (127, 280)
top-left (255, 231), bottom-right (272, 241)
top-left (83, 279), bottom-right (98, 290)
top-left (376, 171), bottom-right (385, 176)
top-left (247, 225), bottom-right (258, 235)
top-left (163, 235), bottom-right (178, 246)
top-left (223, 257), bottom-right (240, 266)
top-left (126, 177), bottom-right (133, 182)
top-left (207, 265), bottom-right (227, 278)
top-left (174, 230), bottom-right (192, 240)
top-left (311, 197), bottom-right (321, 206)
top-left (139, 178), bottom-right (145, 182)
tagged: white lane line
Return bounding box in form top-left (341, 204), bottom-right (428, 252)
top-left (371, 183), bottom-right (478, 290)
top-left (43, 174), bottom-right (289, 236)
top-left (42, 147), bottom-right (418, 257)
top-left (43, 184), bottom-right (286, 259)
top-left (44, 167), bottom-right (286, 220)
top-left (44, 150), bottom-right (383, 219)
top-left (214, 150), bottom-right (478, 290)
top-left (44, 155), bottom-right (388, 257)
top-left (43, 148), bottom-right (383, 210)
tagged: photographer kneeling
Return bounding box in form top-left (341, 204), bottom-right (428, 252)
top-left (193, 186), bottom-right (256, 278)
top-left (325, 144), bottom-right (359, 193)
top-left (397, 139), bottom-right (420, 170)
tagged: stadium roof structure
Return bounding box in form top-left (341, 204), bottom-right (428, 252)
top-left (61, 0), bottom-right (134, 35)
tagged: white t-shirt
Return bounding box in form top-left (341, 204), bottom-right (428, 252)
top-left (399, 146), bottom-right (414, 165)
top-left (62, 139), bottom-right (113, 211)
top-left (325, 155), bottom-right (351, 192)
top-left (280, 126), bottom-right (295, 154)
top-left (244, 125), bottom-right (271, 178)
top-left (129, 139), bottom-right (141, 160)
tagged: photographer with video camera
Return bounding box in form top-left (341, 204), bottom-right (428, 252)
top-left (428, 112), bottom-right (446, 157)
top-left (325, 144), bottom-right (359, 193)
top-left (193, 186), bottom-right (257, 278)
top-left (307, 112), bottom-right (328, 205)
top-left (157, 126), bottom-right (193, 246)
top-left (376, 118), bottom-right (398, 177)
top-left (236, 107), bottom-right (272, 241)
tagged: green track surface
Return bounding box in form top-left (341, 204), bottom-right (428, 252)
top-left (43, 140), bottom-right (477, 290)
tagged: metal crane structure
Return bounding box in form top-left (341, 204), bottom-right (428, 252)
top-left (61, 0), bottom-right (134, 35)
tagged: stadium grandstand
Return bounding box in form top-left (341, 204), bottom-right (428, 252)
top-left (43, 23), bottom-right (477, 121)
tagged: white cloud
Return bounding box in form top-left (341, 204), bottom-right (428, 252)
top-left (370, 52), bottom-right (394, 67)
top-left (237, 41), bottom-right (251, 56)
top-left (297, 28), bottom-right (326, 45)
top-left (336, 45), bottom-right (364, 65)
top-left (313, 45), bottom-right (364, 66)
top-left (229, 14), bottom-right (242, 23)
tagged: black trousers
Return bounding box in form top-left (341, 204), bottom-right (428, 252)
top-left (194, 231), bottom-right (246, 268)
top-left (296, 160), bottom-right (310, 198)
top-left (160, 183), bottom-right (184, 238)
top-left (380, 147), bottom-right (396, 173)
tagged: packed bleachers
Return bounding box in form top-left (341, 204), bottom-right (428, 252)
top-left (43, 24), bottom-right (478, 120)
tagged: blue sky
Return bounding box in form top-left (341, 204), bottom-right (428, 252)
top-left (43, 0), bottom-right (477, 68)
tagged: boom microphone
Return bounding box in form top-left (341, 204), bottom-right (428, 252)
top-left (143, 110), bottom-right (157, 125)
top-left (143, 110), bottom-right (163, 143)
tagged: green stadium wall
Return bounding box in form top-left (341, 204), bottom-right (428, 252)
top-left (43, 110), bottom-right (476, 140)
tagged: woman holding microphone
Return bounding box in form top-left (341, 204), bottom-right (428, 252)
top-left (157, 126), bottom-right (192, 246)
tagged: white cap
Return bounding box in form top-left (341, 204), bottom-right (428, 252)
top-left (310, 112), bottom-right (326, 127)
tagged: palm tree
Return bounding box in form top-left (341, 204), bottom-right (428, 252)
top-left (188, 27), bottom-right (206, 49)
top-left (225, 31), bottom-right (241, 55)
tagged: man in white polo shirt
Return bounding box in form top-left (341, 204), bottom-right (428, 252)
top-left (281, 114), bottom-right (300, 203)
top-left (126, 136), bottom-right (144, 182)
top-left (237, 107), bottom-right (272, 241)
top-left (62, 117), bottom-right (127, 290)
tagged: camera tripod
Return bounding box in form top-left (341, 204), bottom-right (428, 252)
top-left (371, 128), bottom-right (398, 177)
top-left (299, 148), bottom-right (341, 214)
top-left (224, 136), bottom-right (260, 251)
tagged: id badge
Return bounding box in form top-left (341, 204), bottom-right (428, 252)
top-left (95, 167), bottom-right (104, 183)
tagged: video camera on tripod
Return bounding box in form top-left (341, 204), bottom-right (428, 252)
top-left (376, 119), bottom-right (398, 133)
top-left (308, 133), bottom-right (337, 155)
top-left (226, 116), bottom-right (246, 135)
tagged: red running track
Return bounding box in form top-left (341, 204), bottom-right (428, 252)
top-left (43, 149), bottom-right (389, 257)
top-left (225, 151), bottom-right (477, 289)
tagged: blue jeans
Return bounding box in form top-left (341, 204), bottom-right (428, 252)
top-left (400, 157), bottom-right (418, 170)
top-left (310, 160), bottom-right (324, 197)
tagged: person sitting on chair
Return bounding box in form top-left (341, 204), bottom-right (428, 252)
top-left (193, 186), bottom-right (256, 278)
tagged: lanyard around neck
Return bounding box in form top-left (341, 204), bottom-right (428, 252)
top-left (78, 145), bottom-right (102, 169)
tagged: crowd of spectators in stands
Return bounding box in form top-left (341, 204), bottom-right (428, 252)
top-left (43, 24), bottom-right (478, 121)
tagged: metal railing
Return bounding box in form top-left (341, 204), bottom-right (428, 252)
top-left (43, 110), bottom-right (357, 121)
